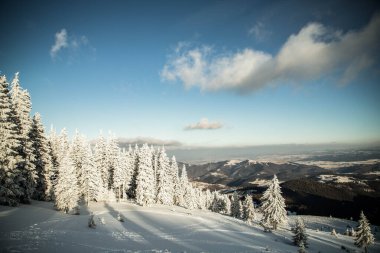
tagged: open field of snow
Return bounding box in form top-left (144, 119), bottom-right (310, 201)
top-left (0, 201), bottom-right (379, 253)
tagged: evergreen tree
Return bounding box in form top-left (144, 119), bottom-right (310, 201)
top-left (177, 165), bottom-right (188, 207)
top-left (298, 242), bottom-right (307, 253)
top-left (231, 191), bottom-right (241, 219)
top-left (122, 145), bottom-right (134, 196)
top-left (0, 75), bottom-right (23, 206)
top-left (10, 72), bottom-right (36, 204)
top-left (242, 195), bottom-right (255, 224)
top-left (127, 144), bottom-right (139, 199)
top-left (113, 149), bottom-right (126, 199)
top-left (169, 156), bottom-right (181, 207)
top-left (29, 113), bottom-right (53, 201)
top-left (70, 130), bottom-right (88, 199)
top-left (81, 144), bottom-right (102, 204)
top-left (94, 133), bottom-right (109, 190)
top-left (54, 150), bottom-right (79, 213)
top-left (293, 217), bottom-right (308, 248)
top-left (355, 211), bottom-right (375, 253)
top-left (47, 126), bottom-right (60, 199)
top-left (156, 148), bottom-right (173, 205)
top-left (107, 133), bottom-right (119, 189)
top-left (135, 144), bottom-right (155, 206)
top-left (260, 175), bottom-right (287, 230)
top-left (224, 194), bottom-right (231, 215)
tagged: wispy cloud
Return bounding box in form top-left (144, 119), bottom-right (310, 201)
top-left (50, 29), bottom-right (68, 58)
top-left (248, 22), bottom-right (271, 41)
top-left (50, 29), bottom-right (94, 60)
top-left (184, 118), bottom-right (223, 130)
top-left (161, 13), bottom-right (380, 93)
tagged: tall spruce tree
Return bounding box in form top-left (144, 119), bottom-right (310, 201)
top-left (0, 75), bottom-right (23, 206)
top-left (81, 144), bottom-right (102, 204)
top-left (156, 148), bottom-right (173, 205)
top-left (135, 144), bottom-right (155, 206)
top-left (260, 175), bottom-right (287, 230)
top-left (47, 126), bottom-right (60, 199)
top-left (54, 150), bottom-right (79, 213)
top-left (29, 113), bottom-right (53, 201)
top-left (94, 133), bottom-right (109, 190)
top-left (10, 72), bottom-right (36, 204)
top-left (355, 211), bottom-right (375, 253)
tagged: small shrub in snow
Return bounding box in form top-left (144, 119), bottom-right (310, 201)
top-left (88, 214), bottom-right (96, 228)
top-left (117, 213), bottom-right (124, 222)
top-left (293, 217), bottom-right (308, 248)
top-left (331, 228), bottom-right (338, 237)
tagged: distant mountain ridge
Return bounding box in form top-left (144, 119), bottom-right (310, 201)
top-left (183, 160), bottom-right (327, 187)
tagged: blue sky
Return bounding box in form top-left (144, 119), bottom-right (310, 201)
top-left (1, 0), bottom-right (379, 148)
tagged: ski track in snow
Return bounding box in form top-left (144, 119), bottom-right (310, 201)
top-left (0, 201), bottom-right (379, 253)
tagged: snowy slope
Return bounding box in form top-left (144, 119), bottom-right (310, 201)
top-left (0, 201), bottom-right (379, 253)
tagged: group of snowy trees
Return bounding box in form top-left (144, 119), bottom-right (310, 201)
top-left (0, 73), bottom-right (52, 206)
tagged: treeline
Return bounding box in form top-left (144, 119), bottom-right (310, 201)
top-left (0, 73), bottom-right (235, 215)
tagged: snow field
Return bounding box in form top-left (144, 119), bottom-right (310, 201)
top-left (1, 201), bottom-right (379, 253)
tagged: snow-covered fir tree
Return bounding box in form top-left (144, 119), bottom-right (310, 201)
top-left (170, 156), bottom-right (180, 206)
top-left (293, 217), bottom-right (308, 248)
top-left (81, 144), bottom-right (103, 204)
top-left (127, 144), bottom-right (139, 199)
top-left (113, 148), bottom-right (126, 199)
top-left (0, 75), bottom-right (23, 206)
top-left (177, 165), bottom-right (188, 207)
top-left (242, 195), bottom-right (255, 224)
top-left (135, 144), bottom-right (155, 206)
top-left (122, 145), bottom-right (134, 196)
top-left (47, 126), bottom-right (60, 199)
top-left (29, 113), bottom-right (53, 201)
top-left (94, 133), bottom-right (109, 190)
top-left (260, 175), bottom-right (287, 230)
top-left (355, 211), bottom-right (375, 253)
top-left (10, 72), bottom-right (36, 204)
top-left (224, 194), bottom-right (231, 215)
top-left (107, 133), bottom-right (120, 190)
top-left (156, 147), bottom-right (173, 205)
top-left (70, 130), bottom-right (87, 198)
top-left (231, 191), bottom-right (242, 219)
top-left (54, 150), bottom-right (79, 213)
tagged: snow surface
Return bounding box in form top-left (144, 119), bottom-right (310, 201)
top-left (0, 201), bottom-right (379, 253)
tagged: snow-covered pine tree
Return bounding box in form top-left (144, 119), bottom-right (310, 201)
top-left (58, 128), bottom-right (70, 163)
top-left (0, 75), bottom-right (23, 206)
top-left (81, 144), bottom-right (102, 204)
top-left (242, 195), bottom-right (255, 224)
top-left (224, 194), bottom-right (231, 215)
top-left (355, 211), bottom-right (375, 253)
top-left (171, 156), bottom-right (180, 206)
top-left (231, 191), bottom-right (241, 219)
top-left (29, 113), bottom-right (53, 201)
top-left (54, 149), bottom-right (79, 213)
top-left (177, 165), bottom-right (188, 207)
top-left (127, 144), bottom-right (139, 199)
top-left (135, 144), bottom-right (155, 206)
top-left (47, 126), bottom-right (60, 199)
top-left (122, 145), bottom-right (134, 197)
top-left (107, 133), bottom-right (119, 190)
top-left (10, 72), bottom-right (36, 204)
top-left (293, 217), bottom-right (308, 248)
top-left (94, 133), bottom-right (109, 190)
top-left (70, 130), bottom-right (87, 198)
top-left (156, 147), bottom-right (173, 205)
top-left (113, 148), bottom-right (126, 200)
top-left (260, 175), bottom-right (287, 230)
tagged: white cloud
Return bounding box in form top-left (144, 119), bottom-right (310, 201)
top-left (50, 29), bottom-right (68, 58)
top-left (184, 118), bottom-right (223, 130)
top-left (161, 13), bottom-right (380, 92)
top-left (50, 29), bottom-right (94, 60)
